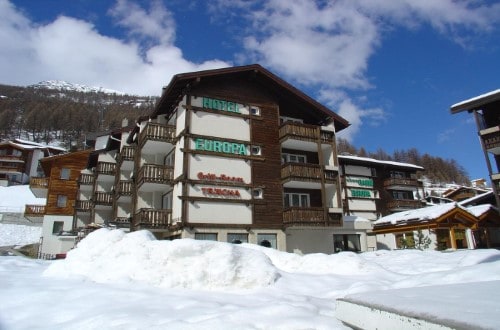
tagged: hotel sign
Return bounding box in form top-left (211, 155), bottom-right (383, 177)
top-left (346, 177), bottom-right (373, 187)
top-left (195, 138), bottom-right (248, 155)
top-left (350, 189), bottom-right (371, 198)
top-left (197, 172), bottom-right (245, 183)
top-left (203, 97), bottom-right (240, 114)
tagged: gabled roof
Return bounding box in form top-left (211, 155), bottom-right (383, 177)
top-left (373, 203), bottom-right (477, 229)
top-left (154, 64), bottom-right (350, 132)
top-left (39, 149), bottom-right (92, 176)
top-left (338, 155), bottom-right (424, 171)
top-left (442, 186), bottom-right (488, 199)
top-left (450, 89), bottom-right (500, 114)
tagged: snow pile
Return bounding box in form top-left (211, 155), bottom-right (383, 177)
top-left (0, 223), bottom-right (41, 246)
top-left (44, 228), bottom-right (280, 290)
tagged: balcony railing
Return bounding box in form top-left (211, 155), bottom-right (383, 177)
top-left (480, 127), bottom-right (500, 152)
top-left (0, 163), bottom-right (24, 173)
top-left (383, 177), bottom-right (418, 188)
top-left (30, 177), bottom-right (49, 189)
top-left (279, 122), bottom-right (320, 141)
top-left (282, 163), bottom-right (325, 182)
top-left (93, 191), bottom-right (113, 205)
top-left (0, 155), bottom-right (24, 162)
top-left (78, 173), bottom-right (94, 185)
top-left (283, 207), bottom-right (341, 226)
top-left (137, 164), bottom-right (173, 186)
top-left (109, 217), bottom-right (131, 227)
top-left (134, 208), bottom-right (172, 228)
top-left (24, 204), bottom-right (45, 216)
top-left (139, 122), bottom-right (176, 146)
top-left (320, 130), bottom-right (335, 143)
top-left (118, 146), bottom-right (135, 163)
top-left (75, 200), bottom-right (92, 212)
top-left (387, 199), bottom-right (423, 210)
top-left (96, 162), bottom-right (116, 176)
top-left (116, 180), bottom-right (133, 196)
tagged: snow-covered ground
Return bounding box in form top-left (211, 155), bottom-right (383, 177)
top-left (1, 227), bottom-right (500, 329)
top-left (0, 185), bottom-right (45, 213)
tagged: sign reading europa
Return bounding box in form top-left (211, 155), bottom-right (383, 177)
top-left (203, 97), bottom-right (240, 113)
top-left (197, 172), bottom-right (244, 183)
top-left (201, 187), bottom-right (241, 197)
top-left (195, 138), bottom-right (248, 155)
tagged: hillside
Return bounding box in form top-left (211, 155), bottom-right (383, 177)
top-left (0, 82), bottom-right (157, 149)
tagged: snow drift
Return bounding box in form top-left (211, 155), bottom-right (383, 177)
top-left (43, 228), bottom-right (280, 290)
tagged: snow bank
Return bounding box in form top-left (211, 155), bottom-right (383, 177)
top-left (0, 223), bottom-right (41, 246)
top-left (44, 228), bottom-right (280, 290)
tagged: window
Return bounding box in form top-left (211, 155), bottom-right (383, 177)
top-left (281, 153), bottom-right (307, 164)
top-left (60, 168), bottom-right (71, 180)
top-left (392, 190), bottom-right (413, 200)
top-left (390, 171), bottom-right (406, 179)
top-left (56, 195), bottom-right (67, 208)
top-left (228, 233), bottom-right (248, 244)
top-left (279, 116), bottom-right (303, 124)
top-left (257, 234), bottom-right (277, 248)
top-left (395, 232), bottom-right (415, 249)
top-left (251, 146), bottom-right (262, 156)
top-left (194, 233), bottom-right (217, 241)
top-left (283, 193), bottom-right (310, 208)
top-left (333, 234), bottom-right (361, 253)
top-left (52, 221), bottom-right (64, 235)
top-left (250, 107), bottom-right (260, 116)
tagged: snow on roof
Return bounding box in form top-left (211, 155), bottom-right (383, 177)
top-left (339, 155), bottom-right (424, 170)
top-left (373, 202), bottom-right (473, 226)
top-left (0, 139), bottom-right (66, 151)
top-left (466, 204), bottom-right (497, 217)
top-left (458, 190), bottom-right (494, 206)
top-left (451, 89), bottom-right (500, 109)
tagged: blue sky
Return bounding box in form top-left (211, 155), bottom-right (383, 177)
top-left (1, 0), bottom-right (499, 182)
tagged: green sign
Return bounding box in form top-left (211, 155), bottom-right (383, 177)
top-left (203, 97), bottom-right (240, 113)
top-left (347, 177), bottom-right (373, 187)
top-left (350, 189), bottom-right (371, 198)
top-left (195, 138), bottom-right (247, 155)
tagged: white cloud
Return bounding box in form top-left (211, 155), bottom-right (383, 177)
top-left (0, 0), bottom-right (229, 95)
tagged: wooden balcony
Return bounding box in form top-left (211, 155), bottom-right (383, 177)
top-left (93, 191), bottom-right (113, 206)
top-left (75, 200), bottom-right (92, 212)
top-left (137, 164), bottom-right (173, 188)
top-left (282, 163), bottom-right (336, 183)
top-left (109, 217), bottom-right (131, 228)
top-left (283, 207), bottom-right (341, 227)
top-left (29, 177), bottom-right (48, 198)
top-left (134, 208), bottom-right (172, 228)
top-left (118, 146), bottom-right (135, 164)
top-left (480, 126), bottom-right (500, 154)
top-left (320, 130), bottom-right (335, 143)
top-left (78, 173), bottom-right (94, 185)
top-left (387, 199), bottom-right (423, 211)
top-left (0, 163), bottom-right (24, 173)
top-left (139, 122), bottom-right (176, 147)
top-left (116, 180), bottom-right (133, 197)
top-left (96, 162), bottom-right (116, 176)
top-left (279, 122), bottom-right (320, 142)
top-left (24, 204), bottom-right (45, 217)
top-left (383, 177), bottom-right (418, 190)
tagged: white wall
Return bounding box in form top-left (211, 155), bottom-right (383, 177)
top-left (187, 201), bottom-right (252, 224)
top-left (191, 111), bottom-right (250, 141)
top-left (40, 215), bottom-right (75, 258)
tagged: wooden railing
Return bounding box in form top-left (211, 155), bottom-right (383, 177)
top-left (387, 199), bottom-right (423, 210)
top-left (480, 128), bottom-right (500, 151)
top-left (0, 155), bottom-right (24, 162)
top-left (75, 200), bottom-right (92, 211)
top-left (283, 207), bottom-right (342, 226)
top-left (78, 173), bottom-right (94, 185)
top-left (137, 164), bottom-right (173, 185)
top-left (96, 162), bottom-right (116, 175)
top-left (281, 163), bottom-right (323, 181)
top-left (24, 204), bottom-right (45, 216)
top-left (0, 163), bottom-right (24, 173)
top-left (109, 217), bottom-right (131, 227)
top-left (30, 177), bottom-right (49, 189)
top-left (320, 130), bottom-right (335, 143)
top-left (116, 180), bottom-right (133, 196)
top-left (279, 122), bottom-right (320, 141)
top-left (139, 122), bottom-right (176, 146)
top-left (383, 177), bottom-right (418, 187)
top-left (119, 146), bottom-right (135, 162)
top-left (134, 208), bottom-right (172, 228)
top-left (93, 191), bottom-right (113, 205)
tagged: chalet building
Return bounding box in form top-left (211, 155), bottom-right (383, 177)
top-left (338, 155), bottom-right (425, 219)
top-left (450, 89), bottom-right (500, 211)
top-left (373, 203), bottom-right (500, 250)
top-left (442, 186), bottom-right (489, 202)
top-left (69, 65), bottom-right (353, 254)
top-left (0, 139), bottom-right (65, 186)
top-left (28, 150), bottom-right (92, 259)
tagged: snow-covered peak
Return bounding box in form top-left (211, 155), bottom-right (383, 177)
top-left (29, 80), bottom-right (125, 95)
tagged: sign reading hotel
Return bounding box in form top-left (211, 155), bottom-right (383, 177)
top-left (202, 97), bottom-right (240, 113)
top-left (194, 138), bottom-right (248, 155)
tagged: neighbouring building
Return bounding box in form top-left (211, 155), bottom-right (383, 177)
top-left (29, 150), bottom-right (92, 259)
top-left (339, 155), bottom-right (425, 219)
top-left (373, 202), bottom-right (500, 250)
top-left (450, 89), bottom-right (500, 211)
top-left (0, 139), bottom-right (65, 186)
